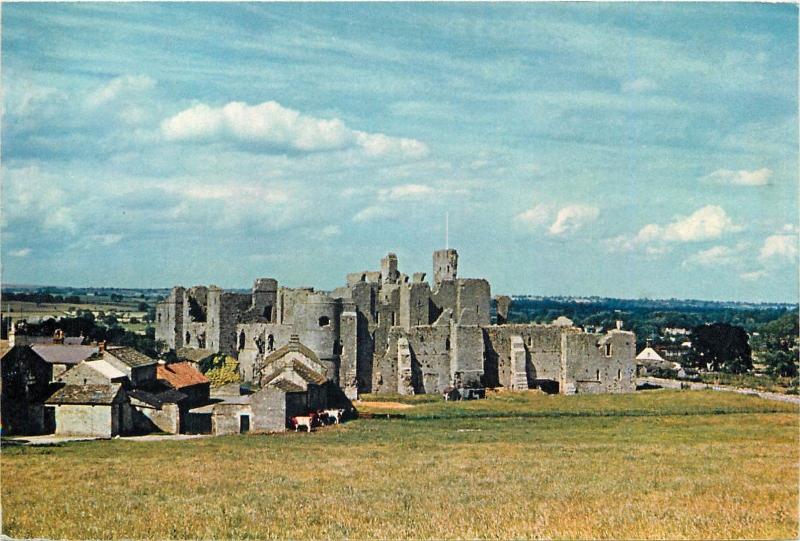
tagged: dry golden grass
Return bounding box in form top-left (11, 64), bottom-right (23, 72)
top-left (2, 390), bottom-right (798, 540)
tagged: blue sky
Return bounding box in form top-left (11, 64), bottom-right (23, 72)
top-left (2, 2), bottom-right (797, 302)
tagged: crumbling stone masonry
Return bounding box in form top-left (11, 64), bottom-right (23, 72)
top-left (157, 249), bottom-right (636, 397)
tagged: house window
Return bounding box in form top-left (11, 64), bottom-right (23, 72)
top-left (605, 343), bottom-right (612, 357)
top-left (319, 316), bottom-right (330, 327)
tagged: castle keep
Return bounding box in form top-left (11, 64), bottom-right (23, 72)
top-left (156, 249), bottom-right (636, 398)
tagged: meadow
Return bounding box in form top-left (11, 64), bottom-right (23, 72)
top-left (2, 390), bottom-right (798, 540)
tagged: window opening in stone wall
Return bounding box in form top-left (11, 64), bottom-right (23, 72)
top-left (185, 331), bottom-right (191, 345)
top-left (263, 305), bottom-right (273, 322)
top-left (238, 330), bottom-right (246, 350)
top-left (267, 334), bottom-right (274, 351)
top-left (319, 316), bottom-right (330, 327)
top-left (445, 337), bottom-right (451, 351)
top-left (333, 340), bottom-right (342, 355)
top-left (596, 369), bottom-right (601, 381)
top-left (605, 343), bottom-right (612, 357)
top-left (617, 369), bottom-right (622, 380)
top-left (391, 312), bottom-right (396, 326)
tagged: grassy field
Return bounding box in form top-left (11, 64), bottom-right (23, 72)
top-left (698, 372), bottom-right (799, 394)
top-left (2, 300), bottom-right (150, 334)
top-left (2, 390), bottom-right (798, 540)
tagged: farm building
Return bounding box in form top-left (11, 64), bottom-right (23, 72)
top-left (187, 336), bottom-right (339, 435)
top-left (157, 361), bottom-right (210, 408)
top-left (0, 344), bottom-right (53, 434)
top-left (45, 383), bottom-right (131, 437)
top-left (100, 346), bottom-right (158, 386)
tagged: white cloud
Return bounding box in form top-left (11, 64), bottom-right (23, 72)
top-left (2, 166), bottom-right (78, 234)
top-left (740, 270), bottom-right (768, 281)
top-left (353, 205), bottom-right (397, 223)
top-left (682, 243), bottom-right (747, 268)
top-left (646, 205), bottom-right (742, 244)
top-left (621, 77), bottom-right (658, 94)
top-left (319, 225), bottom-right (341, 238)
top-left (9, 248), bottom-right (31, 257)
top-left (161, 100), bottom-right (428, 158)
top-left (86, 75), bottom-right (156, 108)
top-left (514, 203), bottom-right (552, 229)
top-left (758, 234), bottom-right (798, 263)
top-left (515, 203), bottom-right (598, 236)
top-left (90, 234), bottom-right (123, 246)
top-left (548, 205), bottom-right (599, 236)
top-left (378, 183), bottom-right (435, 201)
top-left (701, 168), bottom-right (772, 186)
top-left (609, 205), bottom-right (742, 255)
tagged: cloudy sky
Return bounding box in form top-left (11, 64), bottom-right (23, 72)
top-left (2, 3), bottom-right (797, 302)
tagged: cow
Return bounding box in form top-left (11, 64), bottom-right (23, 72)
top-left (442, 386), bottom-right (457, 401)
top-left (322, 408), bottom-right (345, 425)
top-left (291, 414), bottom-right (316, 432)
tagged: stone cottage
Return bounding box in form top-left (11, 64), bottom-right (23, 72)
top-left (45, 383), bottom-right (131, 437)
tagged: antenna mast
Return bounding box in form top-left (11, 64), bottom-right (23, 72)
top-left (445, 212), bottom-right (449, 250)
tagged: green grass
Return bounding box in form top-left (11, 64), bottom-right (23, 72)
top-left (699, 372), bottom-right (799, 394)
top-left (2, 390), bottom-right (798, 540)
top-left (358, 387), bottom-right (798, 418)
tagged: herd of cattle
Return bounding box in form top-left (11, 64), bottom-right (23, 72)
top-left (288, 390), bottom-right (486, 432)
top-left (289, 408), bottom-right (349, 432)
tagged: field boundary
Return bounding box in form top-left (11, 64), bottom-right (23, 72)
top-left (639, 377), bottom-right (800, 405)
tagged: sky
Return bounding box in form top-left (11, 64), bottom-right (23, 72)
top-left (1, 2), bottom-right (798, 302)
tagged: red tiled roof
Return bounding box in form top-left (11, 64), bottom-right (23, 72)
top-left (157, 361), bottom-right (209, 389)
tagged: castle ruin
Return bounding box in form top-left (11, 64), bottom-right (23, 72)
top-left (156, 249), bottom-right (636, 398)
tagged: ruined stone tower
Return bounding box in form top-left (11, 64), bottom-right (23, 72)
top-left (433, 249), bottom-right (458, 284)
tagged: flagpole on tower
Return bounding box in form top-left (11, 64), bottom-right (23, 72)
top-left (445, 212), bottom-right (449, 250)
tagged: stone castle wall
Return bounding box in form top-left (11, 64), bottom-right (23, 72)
top-left (156, 249), bottom-right (637, 397)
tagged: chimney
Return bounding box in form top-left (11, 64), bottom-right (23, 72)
top-left (615, 320), bottom-right (623, 330)
top-left (53, 328), bottom-right (65, 344)
top-left (98, 340), bottom-right (106, 352)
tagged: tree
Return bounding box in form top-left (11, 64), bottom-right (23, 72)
top-left (762, 350), bottom-right (798, 378)
top-left (199, 354), bottom-right (241, 388)
top-left (137, 301), bottom-right (149, 312)
top-left (757, 313), bottom-right (799, 377)
top-left (689, 323), bottom-right (752, 373)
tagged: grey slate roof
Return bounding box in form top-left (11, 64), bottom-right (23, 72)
top-left (271, 379), bottom-right (305, 393)
top-left (105, 347), bottom-right (156, 368)
top-left (128, 388), bottom-right (187, 408)
top-left (262, 360), bottom-right (327, 388)
top-left (31, 344), bottom-right (98, 365)
top-left (175, 347), bottom-right (215, 363)
top-left (46, 383), bottom-right (122, 405)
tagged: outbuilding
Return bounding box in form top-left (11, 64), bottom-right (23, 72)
top-left (45, 383), bottom-right (131, 437)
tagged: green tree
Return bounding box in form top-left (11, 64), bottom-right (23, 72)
top-left (199, 354), bottom-right (241, 388)
top-left (689, 323), bottom-right (753, 373)
top-left (757, 313), bottom-right (799, 377)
